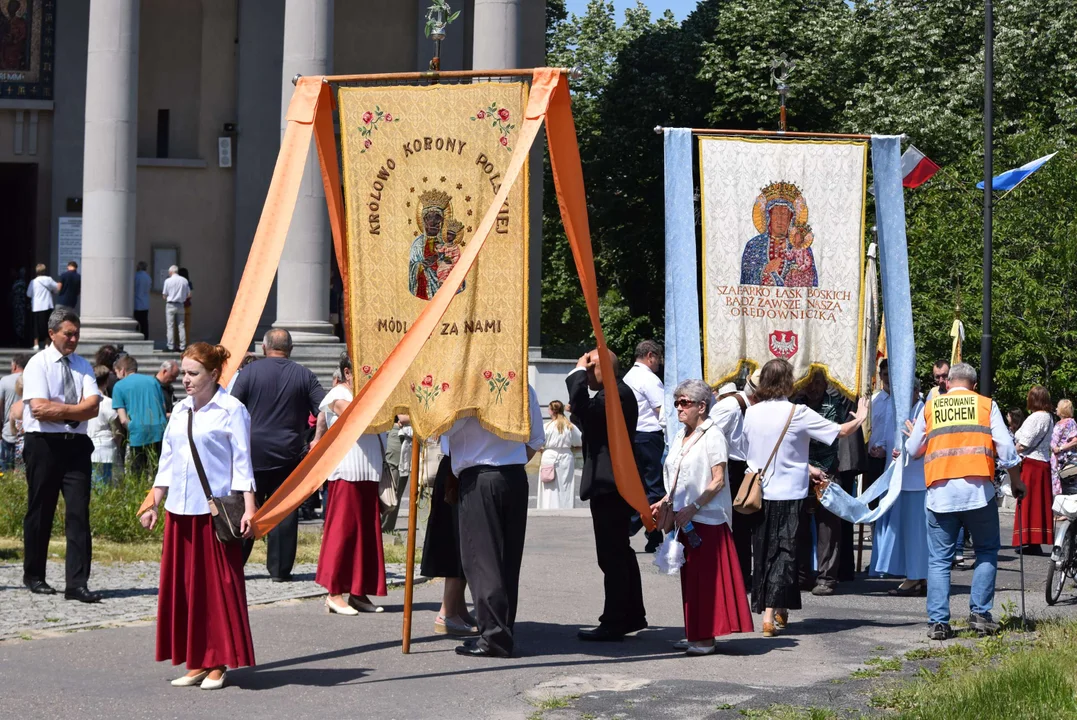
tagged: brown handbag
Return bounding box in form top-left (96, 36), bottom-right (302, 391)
top-left (734, 406), bottom-right (795, 515)
top-left (187, 411), bottom-right (247, 544)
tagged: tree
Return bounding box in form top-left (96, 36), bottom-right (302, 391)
top-left (540, 0), bottom-right (1077, 406)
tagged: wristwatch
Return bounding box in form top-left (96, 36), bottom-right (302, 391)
top-left (691, 501), bottom-right (702, 511)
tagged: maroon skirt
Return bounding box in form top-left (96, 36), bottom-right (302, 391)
top-left (156, 513), bottom-right (255, 669)
top-left (1013, 458), bottom-right (1054, 546)
top-left (315, 480), bottom-right (387, 597)
top-left (681, 522), bottom-right (755, 641)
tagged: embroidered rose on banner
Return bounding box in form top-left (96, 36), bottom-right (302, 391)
top-left (485, 371), bottom-right (515, 404)
top-left (357, 106), bottom-right (397, 153)
top-left (360, 364), bottom-right (376, 380)
top-left (470, 102), bottom-right (515, 152)
top-left (413, 374), bottom-right (448, 409)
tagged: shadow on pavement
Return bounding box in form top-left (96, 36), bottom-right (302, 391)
top-left (231, 666), bottom-right (373, 690)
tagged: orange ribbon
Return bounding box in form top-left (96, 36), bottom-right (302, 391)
top-left (139, 69), bottom-right (653, 533)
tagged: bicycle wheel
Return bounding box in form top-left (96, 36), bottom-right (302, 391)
top-left (1046, 529), bottom-right (1072, 606)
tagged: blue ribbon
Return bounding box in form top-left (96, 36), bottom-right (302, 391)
top-left (662, 128), bottom-right (702, 447)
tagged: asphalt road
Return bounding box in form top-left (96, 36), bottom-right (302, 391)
top-left (1, 512), bottom-right (1073, 720)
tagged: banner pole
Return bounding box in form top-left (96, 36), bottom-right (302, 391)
top-left (402, 435), bottom-right (422, 653)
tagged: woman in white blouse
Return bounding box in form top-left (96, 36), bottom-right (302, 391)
top-left (652, 379), bottom-right (753, 655)
top-left (139, 343), bottom-right (257, 691)
top-left (741, 359), bottom-right (866, 637)
top-left (538, 400), bottom-right (582, 509)
top-left (313, 353), bottom-right (387, 615)
top-left (1013, 385), bottom-right (1055, 554)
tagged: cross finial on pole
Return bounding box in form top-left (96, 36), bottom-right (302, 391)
top-left (770, 53), bottom-right (795, 132)
top-left (425, 1), bottom-right (461, 72)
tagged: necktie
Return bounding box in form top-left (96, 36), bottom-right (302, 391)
top-left (59, 355), bottom-right (79, 428)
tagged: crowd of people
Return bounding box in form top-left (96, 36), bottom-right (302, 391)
top-left (8, 309), bottom-right (1073, 688)
top-left (8, 260), bottom-right (193, 351)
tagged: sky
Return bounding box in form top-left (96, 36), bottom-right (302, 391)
top-left (563, 0), bottom-right (699, 23)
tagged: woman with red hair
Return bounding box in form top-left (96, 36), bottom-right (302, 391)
top-left (140, 342), bottom-right (257, 690)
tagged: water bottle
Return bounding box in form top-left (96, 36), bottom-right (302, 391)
top-left (680, 520), bottom-right (702, 549)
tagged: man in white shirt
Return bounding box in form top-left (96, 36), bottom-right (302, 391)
top-left (622, 340), bottom-right (665, 551)
top-left (161, 265), bottom-right (191, 351)
top-left (443, 384), bottom-right (543, 658)
top-left (20, 307), bottom-right (102, 602)
top-left (867, 358), bottom-right (894, 493)
top-left (27, 263), bottom-right (59, 351)
top-left (709, 370), bottom-right (757, 585)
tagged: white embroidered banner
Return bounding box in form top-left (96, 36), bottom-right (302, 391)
top-left (700, 137), bottom-right (867, 395)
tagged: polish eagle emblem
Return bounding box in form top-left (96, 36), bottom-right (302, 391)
top-left (768, 330), bottom-right (799, 359)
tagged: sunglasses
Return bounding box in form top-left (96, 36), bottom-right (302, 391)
top-left (674, 398), bottom-right (701, 408)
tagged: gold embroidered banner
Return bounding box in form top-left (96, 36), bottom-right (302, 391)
top-left (339, 82), bottom-right (530, 441)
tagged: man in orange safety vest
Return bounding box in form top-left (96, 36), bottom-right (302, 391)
top-left (904, 362), bottom-right (1025, 641)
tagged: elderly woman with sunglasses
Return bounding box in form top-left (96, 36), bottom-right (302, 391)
top-left (651, 379), bottom-right (753, 655)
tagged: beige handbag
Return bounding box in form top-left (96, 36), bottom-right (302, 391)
top-left (376, 434), bottom-right (399, 513)
top-left (734, 406), bottom-right (795, 515)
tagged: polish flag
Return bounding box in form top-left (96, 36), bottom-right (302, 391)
top-left (900, 145), bottom-right (940, 188)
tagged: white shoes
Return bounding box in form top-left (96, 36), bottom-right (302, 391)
top-left (170, 670), bottom-right (209, 687)
top-left (325, 596), bottom-right (359, 616)
top-left (686, 641), bottom-right (717, 656)
top-left (200, 671), bottom-right (227, 690)
top-left (673, 638), bottom-right (691, 650)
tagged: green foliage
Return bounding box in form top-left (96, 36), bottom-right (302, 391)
top-left (0, 468), bottom-right (162, 543)
top-left (542, 0), bottom-right (1077, 402)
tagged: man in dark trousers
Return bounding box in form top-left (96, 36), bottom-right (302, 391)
top-left (568, 348), bottom-right (647, 641)
top-left (444, 384), bottom-right (545, 658)
top-left (21, 307), bottom-right (102, 602)
top-left (232, 328), bottom-right (325, 581)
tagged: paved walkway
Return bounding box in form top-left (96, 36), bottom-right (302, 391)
top-left (0, 561), bottom-right (414, 641)
top-left (0, 514), bottom-right (1073, 720)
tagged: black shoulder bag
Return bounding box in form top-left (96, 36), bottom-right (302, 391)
top-left (187, 410), bottom-right (247, 544)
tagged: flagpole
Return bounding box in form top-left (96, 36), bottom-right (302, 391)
top-left (981, 0), bottom-right (994, 395)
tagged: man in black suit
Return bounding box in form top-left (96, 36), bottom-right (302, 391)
top-left (567, 348), bottom-right (647, 641)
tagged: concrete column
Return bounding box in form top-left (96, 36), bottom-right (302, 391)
top-left (234, 0), bottom-right (285, 334)
top-left (472, 0), bottom-right (520, 69)
top-left (274, 0), bottom-right (337, 343)
top-left (79, 0), bottom-right (142, 341)
top-left (472, 0), bottom-right (543, 351)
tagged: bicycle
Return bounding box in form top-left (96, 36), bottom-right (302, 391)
top-left (1046, 516), bottom-right (1077, 605)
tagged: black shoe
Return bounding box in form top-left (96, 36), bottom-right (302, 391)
top-left (270, 575), bottom-right (293, 583)
top-left (578, 625), bottom-right (627, 642)
top-left (1016, 544), bottom-right (1044, 556)
top-left (64, 586), bottom-right (102, 603)
top-left (578, 620), bottom-right (647, 642)
top-left (644, 530), bottom-right (663, 554)
top-left (968, 612), bottom-right (1000, 636)
top-left (454, 642), bottom-right (507, 658)
top-left (24, 577), bottom-right (56, 595)
top-left (927, 622), bottom-right (954, 641)
top-left (811, 583), bottom-right (836, 596)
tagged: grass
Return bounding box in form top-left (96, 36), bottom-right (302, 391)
top-left (0, 468), bottom-right (163, 543)
top-left (0, 529), bottom-right (420, 566)
top-left (526, 694), bottom-right (578, 719)
top-left (870, 619), bottom-right (1077, 719)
